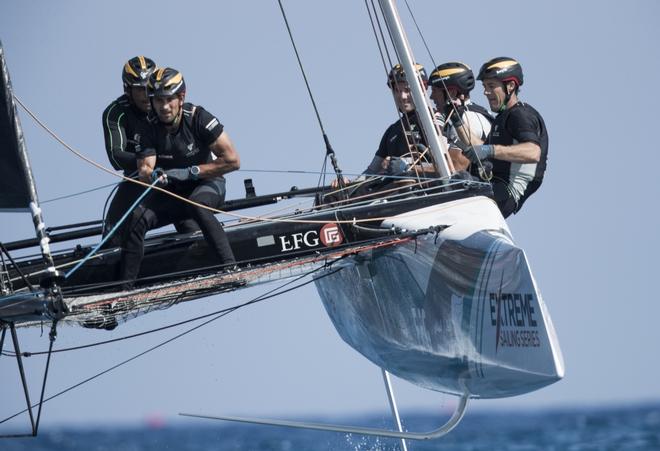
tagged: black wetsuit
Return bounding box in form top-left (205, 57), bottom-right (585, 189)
top-left (376, 111), bottom-right (427, 159)
top-left (486, 102), bottom-right (548, 217)
top-left (119, 103), bottom-right (235, 287)
top-left (101, 95), bottom-right (198, 248)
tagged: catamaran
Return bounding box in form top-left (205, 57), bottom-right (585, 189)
top-left (0, 0), bottom-right (563, 444)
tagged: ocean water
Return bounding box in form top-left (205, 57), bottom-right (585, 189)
top-left (2, 403), bottom-right (659, 451)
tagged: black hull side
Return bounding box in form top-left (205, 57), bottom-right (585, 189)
top-left (7, 182), bottom-right (491, 295)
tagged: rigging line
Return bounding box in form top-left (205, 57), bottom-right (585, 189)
top-left (400, 2), bottom-right (487, 177)
top-left (376, 0), bottom-right (402, 64)
top-left (10, 176), bottom-right (473, 292)
top-left (365, 0), bottom-right (393, 76)
top-left (371, 0), bottom-right (436, 181)
top-left (371, 0), bottom-right (396, 69)
top-left (277, 0), bottom-right (327, 136)
top-left (64, 178), bottom-right (160, 280)
top-left (403, 0), bottom-right (436, 68)
top-left (366, 0), bottom-right (430, 185)
top-left (381, 1), bottom-right (456, 178)
top-left (41, 182), bottom-right (118, 204)
top-left (14, 95), bottom-right (409, 226)
top-left (0, 243), bottom-right (34, 292)
top-left (100, 182), bottom-right (120, 235)
top-left (15, 96), bottom-right (462, 226)
top-left (59, 231), bottom-right (404, 295)
top-left (276, 0), bottom-right (346, 193)
top-left (0, 267), bottom-right (342, 425)
top-left (8, 177), bottom-right (470, 295)
top-left (9, 264), bottom-right (335, 356)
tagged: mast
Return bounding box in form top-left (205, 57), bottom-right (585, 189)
top-left (0, 41), bottom-right (65, 316)
top-left (378, 0), bottom-right (452, 178)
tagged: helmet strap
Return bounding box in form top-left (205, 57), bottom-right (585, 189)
top-left (166, 98), bottom-right (184, 129)
top-left (499, 81), bottom-right (514, 112)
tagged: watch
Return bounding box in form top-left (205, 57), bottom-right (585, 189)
top-left (189, 165), bottom-right (201, 180)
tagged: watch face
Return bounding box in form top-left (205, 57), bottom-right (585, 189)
top-left (191, 165), bottom-right (200, 176)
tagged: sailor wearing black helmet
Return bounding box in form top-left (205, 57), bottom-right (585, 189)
top-left (462, 57), bottom-right (548, 217)
top-left (101, 57), bottom-right (198, 248)
top-left (118, 67), bottom-right (240, 289)
top-left (363, 63), bottom-right (437, 177)
top-left (429, 61), bottom-right (493, 172)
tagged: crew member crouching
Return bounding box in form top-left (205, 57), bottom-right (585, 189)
top-left (119, 67), bottom-right (239, 289)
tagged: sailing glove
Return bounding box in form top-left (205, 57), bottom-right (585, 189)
top-left (449, 105), bottom-right (466, 127)
top-left (164, 168), bottom-right (192, 183)
top-left (463, 144), bottom-right (494, 163)
top-left (387, 157), bottom-right (409, 176)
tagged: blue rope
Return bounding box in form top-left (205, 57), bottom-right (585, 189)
top-left (64, 178), bottom-right (159, 280)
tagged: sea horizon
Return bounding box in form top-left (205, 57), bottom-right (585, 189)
top-left (3, 400), bottom-right (659, 450)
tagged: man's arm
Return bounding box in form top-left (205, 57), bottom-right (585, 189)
top-left (102, 103), bottom-right (136, 171)
top-left (455, 125), bottom-right (482, 147)
top-left (137, 155), bottom-right (157, 183)
top-left (448, 147), bottom-right (471, 171)
top-left (363, 155), bottom-right (387, 176)
top-left (492, 107), bottom-right (541, 163)
top-left (492, 142), bottom-right (541, 163)
top-left (200, 132), bottom-right (241, 178)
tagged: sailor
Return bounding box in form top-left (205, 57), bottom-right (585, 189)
top-left (428, 62), bottom-right (493, 172)
top-left (362, 63), bottom-right (435, 178)
top-left (101, 56), bottom-right (198, 247)
top-left (118, 67), bottom-right (239, 289)
top-left (463, 57), bottom-right (548, 217)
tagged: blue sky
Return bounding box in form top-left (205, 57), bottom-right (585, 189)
top-left (1, 0), bottom-right (659, 429)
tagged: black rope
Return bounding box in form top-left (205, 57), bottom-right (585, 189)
top-left (400, 0), bottom-right (489, 178)
top-left (370, 0), bottom-right (395, 69)
top-left (0, 265), bottom-right (343, 425)
top-left (33, 322), bottom-right (58, 434)
top-left (366, 0), bottom-right (429, 180)
top-left (41, 182), bottom-right (117, 205)
top-left (0, 242), bottom-right (35, 292)
top-left (100, 181), bottom-right (120, 236)
top-left (277, 0), bottom-right (346, 192)
top-left (365, 0), bottom-right (392, 77)
top-left (277, 0), bottom-right (326, 136)
top-left (403, 0), bottom-right (436, 68)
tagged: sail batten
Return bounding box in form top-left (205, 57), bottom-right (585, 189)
top-left (0, 41), bottom-right (38, 213)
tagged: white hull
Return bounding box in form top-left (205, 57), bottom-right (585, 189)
top-left (315, 196), bottom-right (564, 399)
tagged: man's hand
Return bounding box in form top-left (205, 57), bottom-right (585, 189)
top-left (330, 176), bottom-right (351, 189)
top-left (164, 168), bottom-right (191, 183)
top-left (387, 157), bottom-right (409, 175)
top-left (462, 144), bottom-right (494, 163)
top-left (448, 104), bottom-right (466, 127)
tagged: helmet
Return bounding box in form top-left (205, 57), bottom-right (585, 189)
top-left (147, 67), bottom-right (186, 97)
top-left (387, 63), bottom-right (428, 88)
top-left (476, 57), bottom-right (523, 86)
top-left (429, 62), bottom-right (475, 94)
top-left (122, 56), bottom-right (156, 89)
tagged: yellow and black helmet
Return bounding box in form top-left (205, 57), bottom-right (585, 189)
top-left (387, 63), bottom-right (428, 88)
top-left (122, 56), bottom-right (157, 89)
top-left (477, 57), bottom-right (523, 87)
top-left (147, 67), bottom-right (186, 97)
top-left (429, 62), bottom-right (475, 95)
